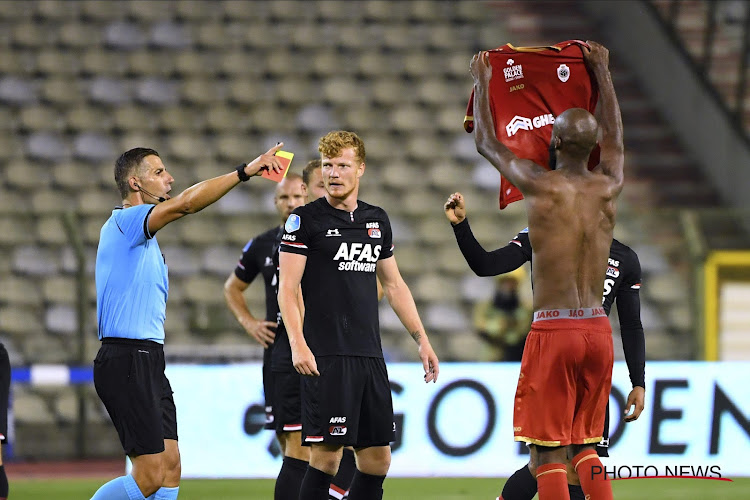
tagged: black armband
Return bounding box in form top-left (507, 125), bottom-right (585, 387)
top-left (236, 163), bottom-right (250, 182)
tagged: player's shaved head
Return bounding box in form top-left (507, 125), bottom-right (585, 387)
top-left (550, 108), bottom-right (599, 163)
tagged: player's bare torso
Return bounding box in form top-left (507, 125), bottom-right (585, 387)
top-left (525, 169), bottom-right (617, 312)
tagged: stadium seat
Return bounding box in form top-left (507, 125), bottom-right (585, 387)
top-left (81, 49), bottom-right (127, 77)
top-left (0, 276), bottom-right (42, 306)
top-left (412, 273), bottom-right (456, 302)
top-left (160, 105), bottom-right (204, 133)
top-left (0, 76), bottom-right (38, 105)
top-left (126, 0), bottom-right (175, 21)
top-left (459, 273), bottom-right (496, 303)
top-left (11, 22), bottom-right (50, 49)
top-left (76, 189), bottom-right (120, 216)
top-left (225, 215), bottom-right (278, 247)
top-left (35, 49), bottom-right (79, 77)
top-left (436, 245), bottom-right (472, 274)
top-left (46, 304), bottom-right (77, 334)
top-left (0, 188), bottom-right (27, 215)
top-left (104, 21), bottom-right (147, 51)
top-left (127, 49), bottom-right (176, 78)
top-left (113, 105), bottom-right (154, 133)
top-left (195, 22), bottom-right (231, 50)
top-left (444, 330), bottom-right (486, 361)
top-left (178, 215), bottom-right (228, 245)
top-left (25, 132), bottom-right (71, 163)
top-left (149, 21), bottom-right (193, 49)
top-left (174, 50), bottom-right (217, 78)
top-left (161, 245), bottom-right (202, 276)
top-left (31, 189), bottom-right (72, 215)
top-left (89, 77), bottom-right (133, 105)
top-left (181, 78), bottom-right (223, 106)
top-left (182, 275), bottom-right (227, 303)
top-left (12, 389), bottom-right (56, 425)
top-left (423, 301), bottom-right (470, 331)
top-left (214, 187), bottom-right (259, 215)
top-left (165, 132), bottom-right (213, 162)
top-left (59, 23), bottom-right (102, 48)
top-left (73, 132), bottom-right (117, 163)
top-left (80, 0), bottom-right (128, 20)
top-left (364, 1), bottom-right (410, 23)
top-left (405, 134), bottom-right (448, 161)
top-left (202, 245), bottom-right (243, 275)
top-left (358, 53), bottom-right (405, 79)
top-left (401, 188), bottom-right (446, 218)
top-left (0, 305), bottom-right (44, 337)
top-left (227, 79), bottom-right (267, 106)
top-left (42, 276), bottom-right (78, 305)
top-left (135, 77), bottom-right (180, 105)
top-left (5, 160), bottom-right (52, 191)
top-left (35, 215), bottom-right (69, 245)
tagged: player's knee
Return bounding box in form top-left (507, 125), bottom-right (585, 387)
top-left (135, 462), bottom-right (166, 495)
top-left (566, 462), bottom-right (580, 485)
top-left (535, 445), bottom-right (566, 466)
top-left (310, 448), bottom-right (342, 476)
top-left (165, 454), bottom-right (181, 480)
top-left (355, 447), bottom-right (391, 476)
top-left (527, 446), bottom-right (538, 475)
top-left (285, 440), bottom-right (310, 462)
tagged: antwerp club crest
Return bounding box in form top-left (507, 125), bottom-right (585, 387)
top-left (557, 64), bottom-right (570, 82)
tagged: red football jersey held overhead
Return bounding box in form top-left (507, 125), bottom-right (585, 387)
top-left (464, 40), bottom-right (600, 209)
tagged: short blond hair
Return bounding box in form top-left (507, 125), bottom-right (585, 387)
top-left (318, 131), bottom-right (365, 163)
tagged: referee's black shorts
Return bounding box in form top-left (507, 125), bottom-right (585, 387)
top-left (301, 356), bottom-right (395, 448)
top-left (94, 338), bottom-right (178, 456)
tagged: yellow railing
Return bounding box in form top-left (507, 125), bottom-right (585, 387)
top-left (703, 250), bottom-right (750, 360)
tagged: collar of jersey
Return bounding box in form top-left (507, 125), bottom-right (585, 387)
top-left (321, 197), bottom-right (360, 219)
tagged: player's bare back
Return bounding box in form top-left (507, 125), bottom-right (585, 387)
top-left (524, 168), bottom-right (618, 311)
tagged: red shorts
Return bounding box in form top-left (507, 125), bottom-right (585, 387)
top-left (513, 309), bottom-right (613, 447)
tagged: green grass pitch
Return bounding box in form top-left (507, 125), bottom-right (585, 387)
top-left (13, 477), bottom-right (749, 499)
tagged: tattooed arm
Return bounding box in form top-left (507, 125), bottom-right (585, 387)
top-left (377, 256), bottom-right (439, 383)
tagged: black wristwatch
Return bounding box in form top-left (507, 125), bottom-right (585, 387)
top-left (236, 163), bottom-right (250, 182)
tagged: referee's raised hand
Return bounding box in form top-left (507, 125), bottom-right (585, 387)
top-left (243, 142), bottom-right (286, 177)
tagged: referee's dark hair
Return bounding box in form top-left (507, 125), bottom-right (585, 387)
top-left (115, 147), bottom-right (160, 198)
top-left (302, 159), bottom-right (321, 186)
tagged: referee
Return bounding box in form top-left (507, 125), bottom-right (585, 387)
top-left (90, 145), bottom-right (283, 500)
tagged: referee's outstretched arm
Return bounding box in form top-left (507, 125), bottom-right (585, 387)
top-left (147, 143), bottom-right (285, 234)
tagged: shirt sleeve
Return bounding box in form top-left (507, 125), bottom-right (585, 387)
top-left (234, 238), bottom-right (261, 284)
top-left (279, 209), bottom-right (310, 256)
top-left (615, 249), bottom-right (645, 389)
top-left (378, 210), bottom-right (394, 260)
top-left (112, 204), bottom-right (155, 247)
top-left (452, 219), bottom-right (530, 276)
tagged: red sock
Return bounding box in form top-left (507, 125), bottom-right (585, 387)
top-left (572, 449), bottom-right (613, 500)
top-left (535, 463), bottom-right (570, 500)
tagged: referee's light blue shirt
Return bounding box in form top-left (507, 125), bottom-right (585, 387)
top-left (96, 204), bottom-right (168, 343)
